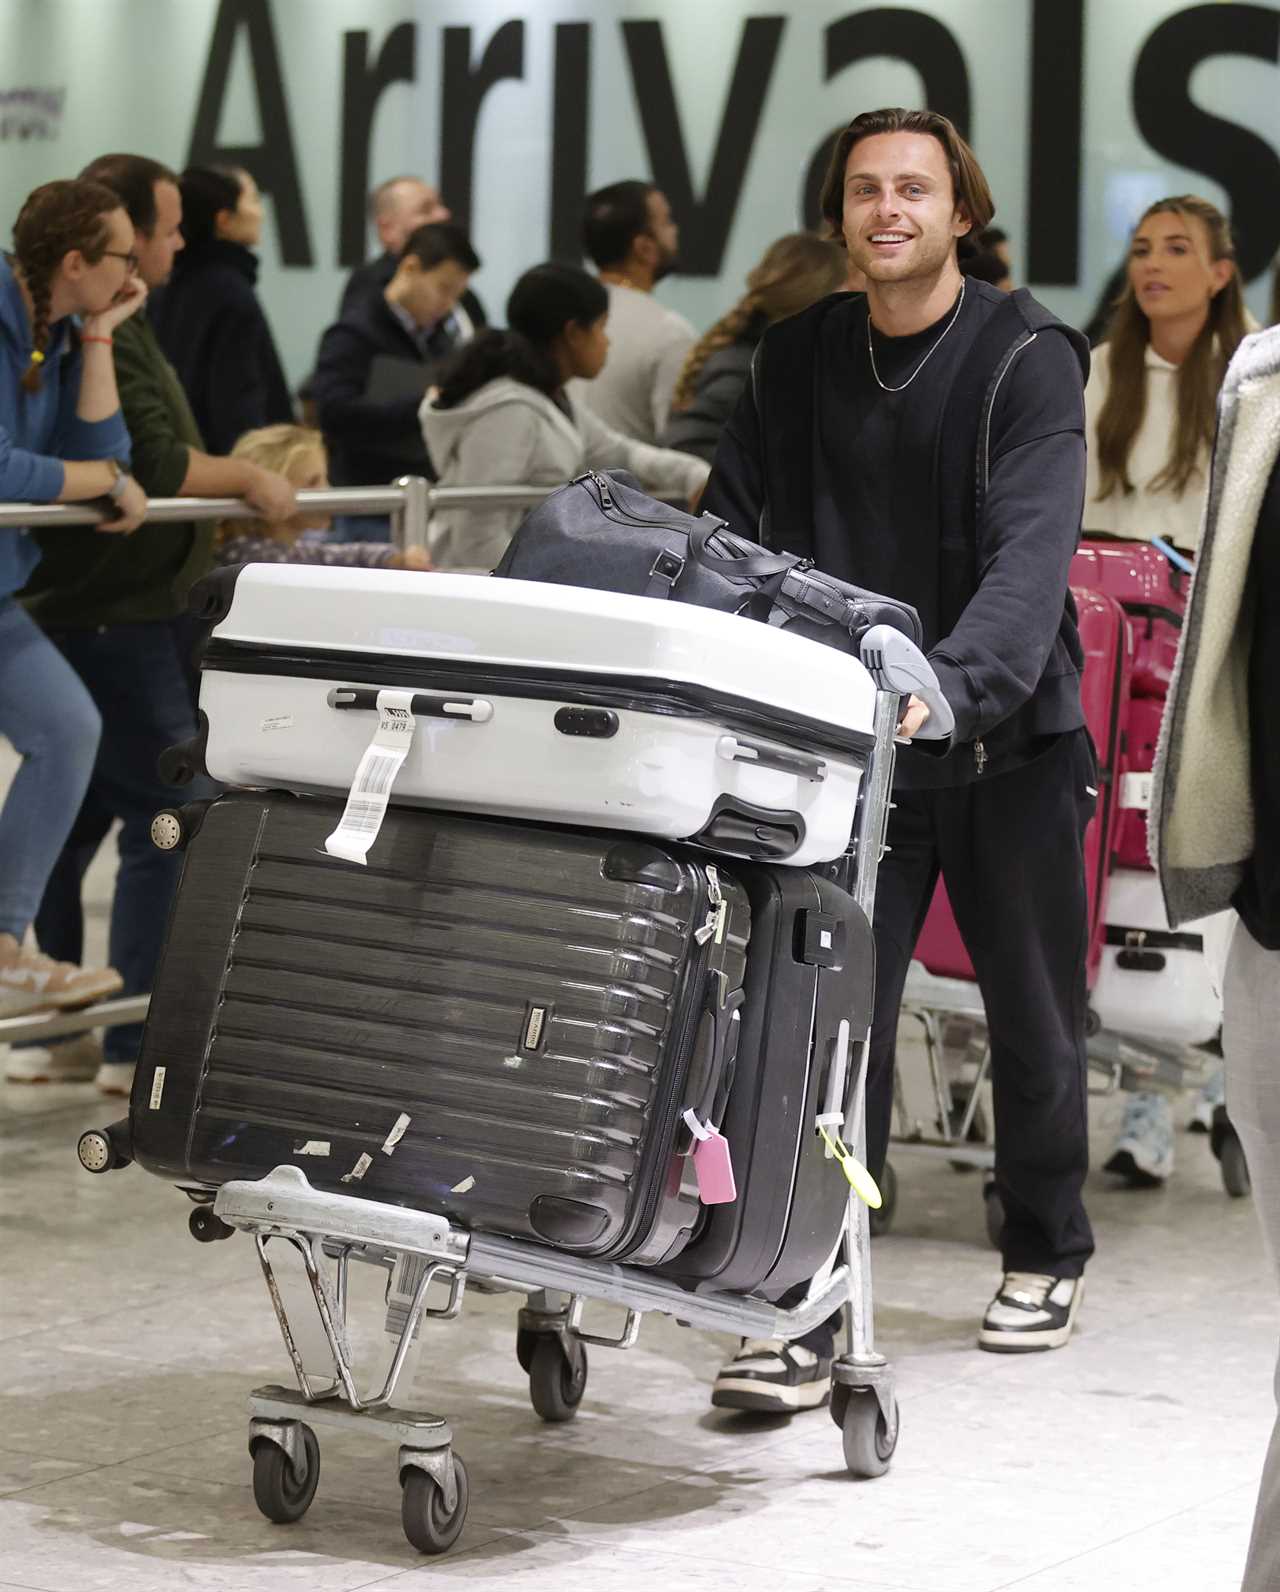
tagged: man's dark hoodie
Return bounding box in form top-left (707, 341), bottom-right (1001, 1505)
top-left (703, 279), bottom-right (1091, 789)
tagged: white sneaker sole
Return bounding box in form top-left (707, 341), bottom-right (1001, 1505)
top-left (4, 1063), bottom-right (98, 1084)
top-left (710, 1375), bottom-right (832, 1412)
top-left (978, 1281), bottom-right (1083, 1354)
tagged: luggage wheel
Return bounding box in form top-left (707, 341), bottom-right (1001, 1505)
top-left (831, 1357), bottom-right (898, 1479)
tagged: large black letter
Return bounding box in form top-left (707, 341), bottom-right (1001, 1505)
top-left (440, 20), bottom-right (525, 231)
top-left (550, 23), bottom-right (591, 261)
top-left (188, 0), bottom-right (312, 265)
top-left (621, 17), bottom-right (786, 275)
top-left (801, 9), bottom-right (970, 231)
top-left (1026, 0), bottom-right (1084, 285)
top-left (339, 23), bottom-right (417, 268)
top-left (1133, 4), bottom-right (1280, 281)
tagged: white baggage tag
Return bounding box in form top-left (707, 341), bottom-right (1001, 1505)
top-left (324, 690), bottom-right (416, 864)
top-left (1119, 772), bottom-right (1154, 811)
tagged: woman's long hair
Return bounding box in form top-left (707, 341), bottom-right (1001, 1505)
top-left (432, 263), bottom-right (608, 409)
top-left (11, 179), bottom-right (121, 393)
top-left (1094, 195), bottom-right (1247, 501)
top-left (670, 233), bottom-right (846, 412)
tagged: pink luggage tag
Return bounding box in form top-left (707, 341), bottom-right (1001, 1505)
top-left (682, 1109), bottom-right (737, 1204)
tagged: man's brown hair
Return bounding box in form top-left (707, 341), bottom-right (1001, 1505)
top-left (819, 108), bottom-right (995, 241)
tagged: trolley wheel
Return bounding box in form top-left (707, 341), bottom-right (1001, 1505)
top-left (1220, 1129), bottom-right (1252, 1199)
top-left (528, 1332), bottom-right (588, 1422)
top-left (401, 1454), bottom-right (469, 1554)
top-left (868, 1160), bottom-right (897, 1238)
top-left (251, 1424), bottom-right (319, 1524)
top-left (150, 809), bottom-right (184, 851)
top-left (983, 1180), bottom-right (1004, 1250)
top-left (188, 1204), bottom-right (234, 1243)
top-left (841, 1390), bottom-right (897, 1478)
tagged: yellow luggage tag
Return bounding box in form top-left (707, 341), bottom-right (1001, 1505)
top-left (818, 1124), bottom-right (882, 1209)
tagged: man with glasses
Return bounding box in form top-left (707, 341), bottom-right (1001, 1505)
top-left (568, 180), bottom-right (695, 445)
top-left (18, 153), bottom-right (296, 1098)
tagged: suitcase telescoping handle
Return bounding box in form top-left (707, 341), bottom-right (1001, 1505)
top-left (716, 734), bottom-right (826, 783)
top-left (327, 686), bottom-right (494, 723)
top-left (858, 625), bottom-right (955, 740)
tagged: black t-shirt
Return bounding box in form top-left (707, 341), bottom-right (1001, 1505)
top-left (1234, 454), bottom-right (1280, 949)
top-left (813, 285), bottom-right (1084, 656)
top-left (817, 288), bottom-right (970, 649)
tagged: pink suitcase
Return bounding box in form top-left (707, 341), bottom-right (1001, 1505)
top-left (913, 586), bottom-right (1131, 988)
top-left (1069, 540), bottom-right (1187, 697)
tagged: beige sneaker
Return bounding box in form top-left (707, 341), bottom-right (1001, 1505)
top-left (0, 944), bottom-right (123, 1017)
top-left (4, 1032), bottom-right (102, 1084)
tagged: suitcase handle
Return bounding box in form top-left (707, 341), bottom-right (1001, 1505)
top-left (327, 686), bottom-right (494, 723)
top-left (716, 734), bottom-right (826, 783)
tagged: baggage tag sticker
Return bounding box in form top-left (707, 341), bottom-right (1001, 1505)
top-left (682, 1109), bottom-right (737, 1204)
top-left (324, 690), bottom-right (417, 865)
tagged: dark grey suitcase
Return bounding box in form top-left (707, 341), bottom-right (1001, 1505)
top-left (132, 791), bottom-right (748, 1268)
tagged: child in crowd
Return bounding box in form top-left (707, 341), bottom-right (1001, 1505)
top-left (212, 424), bottom-right (429, 570)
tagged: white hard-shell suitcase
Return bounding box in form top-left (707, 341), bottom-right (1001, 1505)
top-left (186, 565), bottom-right (878, 867)
top-left (1091, 869), bottom-right (1223, 1046)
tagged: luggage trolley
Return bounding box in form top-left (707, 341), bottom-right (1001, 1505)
top-left (78, 679), bottom-right (910, 1555)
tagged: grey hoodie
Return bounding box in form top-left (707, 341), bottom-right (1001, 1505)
top-left (419, 376), bottom-right (710, 573)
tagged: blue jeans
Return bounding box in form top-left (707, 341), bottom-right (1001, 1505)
top-left (330, 513), bottom-right (392, 544)
top-left (0, 598), bottom-right (102, 940)
top-left (34, 619), bottom-right (214, 1063)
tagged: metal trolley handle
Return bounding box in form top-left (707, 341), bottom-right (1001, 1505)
top-left (858, 626), bottom-right (955, 740)
top-left (327, 686), bottom-right (493, 723)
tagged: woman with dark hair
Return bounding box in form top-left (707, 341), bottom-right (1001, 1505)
top-left (661, 233), bottom-right (846, 464)
top-left (151, 164), bottom-right (292, 454)
top-left (0, 180), bottom-right (147, 1067)
top-left (1085, 194), bottom-right (1247, 554)
top-left (420, 262), bottom-right (708, 571)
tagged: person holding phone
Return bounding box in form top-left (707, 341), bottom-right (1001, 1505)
top-left (0, 179), bottom-right (146, 1064)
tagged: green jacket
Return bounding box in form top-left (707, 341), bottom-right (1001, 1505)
top-left (22, 311), bottom-right (215, 627)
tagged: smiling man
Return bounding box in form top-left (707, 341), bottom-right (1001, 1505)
top-left (704, 107), bottom-right (1096, 1410)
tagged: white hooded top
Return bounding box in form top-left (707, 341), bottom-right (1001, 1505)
top-left (419, 376), bottom-right (710, 573)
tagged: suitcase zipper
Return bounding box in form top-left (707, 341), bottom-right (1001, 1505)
top-left (616, 864), bottom-right (733, 1259)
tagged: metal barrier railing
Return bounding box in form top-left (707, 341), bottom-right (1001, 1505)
top-left (0, 478), bottom-right (567, 1054)
top-left (0, 477), bottom-right (558, 552)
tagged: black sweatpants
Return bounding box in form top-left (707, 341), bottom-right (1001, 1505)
top-left (798, 728), bottom-right (1096, 1355)
top-left (869, 728), bottom-right (1096, 1274)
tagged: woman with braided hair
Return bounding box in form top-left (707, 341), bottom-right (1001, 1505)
top-left (0, 178), bottom-right (147, 1063)
top-left (661, 233), bottom-right (847, 465)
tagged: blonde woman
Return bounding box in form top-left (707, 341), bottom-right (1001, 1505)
top-left (662, 234), bottom-right (847, 464)
top-left (1084, 194), bottom-right (1247, 553)
top-left (212, 424), bottom-right (428, 569)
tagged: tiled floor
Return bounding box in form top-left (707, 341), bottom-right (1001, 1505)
top-left (1, 752), bottom-right (1275, 1590)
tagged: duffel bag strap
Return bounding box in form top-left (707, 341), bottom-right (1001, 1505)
top-left (645, 546), bottom-right (687, 598)
top-left (689, 517), bottom-right (797, 579)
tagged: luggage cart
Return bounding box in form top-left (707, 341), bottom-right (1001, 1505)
top-left (76, 685), bottom-right (907, 1554)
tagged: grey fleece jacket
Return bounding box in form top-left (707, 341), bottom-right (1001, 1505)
top-left (1153, 326), bottom-right (1280, 926)
top-left (419, 376), bottom-right (709, 573)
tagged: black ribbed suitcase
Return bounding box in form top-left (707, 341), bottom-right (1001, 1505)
top-left (132, 791), bottom-right (748, 1268)
top-left (661, 864), bottom-right (874, 1299)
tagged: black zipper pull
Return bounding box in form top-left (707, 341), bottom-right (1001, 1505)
top-left (590, 471), bottom-right (613, 509)
top-left (974, 739), bottom-right (987, 775)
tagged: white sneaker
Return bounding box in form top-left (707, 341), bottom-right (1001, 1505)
top-left (95, 1061), bottom-right (136, 1098)
top-left (3, 1032), bottom-right (102, 1084)
top-left (979, 1273), bottom-right (1083, 1353)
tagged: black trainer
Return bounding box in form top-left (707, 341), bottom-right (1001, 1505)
top-left (710, 1338), bottom-right (833, 1412)
top-left (978, 1272), bottom-right (1083, 1353)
